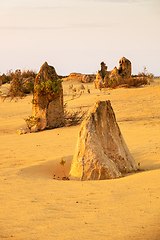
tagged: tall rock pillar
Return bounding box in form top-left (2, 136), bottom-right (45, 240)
top-left (32, 62), bottom-right (64, 130)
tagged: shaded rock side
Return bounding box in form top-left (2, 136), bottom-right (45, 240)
top-left (69, 100), bottom-right (137, 180)
top-left (118, 57), bottom-right (131, 78)
top-left (32, 62), bottom-right (64, 130)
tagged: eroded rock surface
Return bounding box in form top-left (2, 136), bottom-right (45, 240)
top-left (62, 73), bottom-right (96, 83)
top-left (118, 57), bottom-right (131, 78)
top-left (94, 57), bottom-right (132, 89)
top-left (93, 71), bottom-right (104, 89)
top-left (94, 62), bottom-right (108, 89)
top-left (69, 100), bottom-right (137, 180)
top-left (32, 62), bottom-right (64, 130)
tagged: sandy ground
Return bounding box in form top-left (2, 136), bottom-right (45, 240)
top-left (0, 79), bottom-right (160, 240)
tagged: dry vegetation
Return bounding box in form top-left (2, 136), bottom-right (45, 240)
top-left (64, 108), bottom-right (88, 127)
top-left (0, 69), bottom-right (36, 99)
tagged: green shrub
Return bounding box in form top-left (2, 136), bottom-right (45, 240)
top-left (34, 79), bottom-right (63, 98)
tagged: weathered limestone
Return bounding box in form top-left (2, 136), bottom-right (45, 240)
top-left (99, 62), bottom-right (108, 79)
top-left (69, 100), bottom-right (137, 180)
top-left (94, 62), bottom-right (108, 89)
top-left (62, 73), bottom-right (96, 83)
top-left (109, 67), bottom-right (119, 81)
top-left (93, 71), bottom-right (104, 89)
top-left (82, 75), bottom-right (90, 83)
top-left (32, 62), bottom-right (64, 131)
top-left (94, 57), bottom-right (132, 89)
top-left (118, 57), bottom-right (131, 78)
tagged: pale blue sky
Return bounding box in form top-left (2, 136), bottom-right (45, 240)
top-left (0, 0), bottom-right (160, 75)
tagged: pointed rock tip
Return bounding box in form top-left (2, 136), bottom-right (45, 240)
top-left (42, 61), bottom-right (49, 67)
top-left (119, 56), bottom-right (131, 63)
top-left (39, 61), bottom-right (49, 72)
top-left (91, 100), bottom-right (110, 114)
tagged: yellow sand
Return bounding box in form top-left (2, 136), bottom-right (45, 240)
top-left (0, 79), bottom-right (160, 239)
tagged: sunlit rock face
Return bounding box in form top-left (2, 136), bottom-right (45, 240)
top-left (32, 62), bottom-right (64, 131)
top-left (69, 100), bottom-right (137, 180)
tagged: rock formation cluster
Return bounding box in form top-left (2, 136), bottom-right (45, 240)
top-left (32, 62), bottom-right (64, 131)
top-left (69, 100), bottom-right (137, 180)
top-left (94, 57), bottom-right (132, 89)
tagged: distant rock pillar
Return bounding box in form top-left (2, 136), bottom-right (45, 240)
top-left (100, 61), bottom-right (108, 79)
top-left (32, 62), bottom-right (64, 131)
top-left (93, 70), bottom-right (103, 89)
top-left (118, 57), bottom-right (132, 78)
top-left (69, 100), bottom-right (137, 180)
top-left (93, 62), bottom-right (108, 89)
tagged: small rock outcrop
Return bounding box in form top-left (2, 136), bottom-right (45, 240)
top-left (32, 62), bottom-right (64, 131)
top-left (17, 128), bottom-right (27, 135)
top-left (62, 73), bottom-right (96, 83)
top-left (82, 75), bottom-right (90, 83)
top-left (69, 100), bottom-right (137, 180)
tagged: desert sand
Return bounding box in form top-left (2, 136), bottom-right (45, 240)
top-left (0, 79), bottom-right (160, 240)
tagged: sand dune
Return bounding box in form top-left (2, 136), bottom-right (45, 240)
top-left (0, 80), bottom-right (160, 239)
